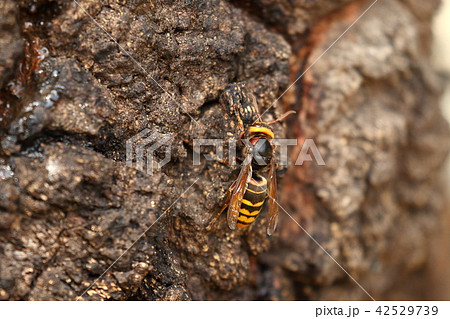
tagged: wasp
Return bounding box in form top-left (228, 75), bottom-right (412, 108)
top-left (209, 85), bottom-right (295, 236)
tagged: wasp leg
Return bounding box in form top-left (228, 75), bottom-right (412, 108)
top-left (232, 105), bottom-right (245, 132)
top-left (206, 190), bottom-right (232, 231)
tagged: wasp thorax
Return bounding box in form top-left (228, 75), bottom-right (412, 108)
top-left (252, 138), bottom-right (272, 166)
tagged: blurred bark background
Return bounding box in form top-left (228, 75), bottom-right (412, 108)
top-left (431, 0), bottom-right (450, 301)
top-left (0, 0), bottom-right (449, 300)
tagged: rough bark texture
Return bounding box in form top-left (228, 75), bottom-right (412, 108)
top-left (0, 0), bottom-right (449, 300)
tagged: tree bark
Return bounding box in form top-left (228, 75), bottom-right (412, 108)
top-left (0, 0), bottom-right (449, 300)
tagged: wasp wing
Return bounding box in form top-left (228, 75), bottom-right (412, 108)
top-left (227, 153), bottom-right (253, 230)
top-left (266, 160), bottom-right (278, 236)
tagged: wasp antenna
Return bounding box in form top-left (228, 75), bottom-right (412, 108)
top-left (267, 110), bottom-right (296, 124)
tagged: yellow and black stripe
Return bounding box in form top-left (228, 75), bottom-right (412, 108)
top-left (236, 174), bottom-right (268, 228)
top-left (248, 125), bottom-right (274, 139)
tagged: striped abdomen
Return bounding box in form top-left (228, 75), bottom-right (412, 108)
top-left (236, 174), bottom-right (268, 228)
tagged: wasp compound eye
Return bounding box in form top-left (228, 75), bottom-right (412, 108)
top-left (253, 138), bottom-right (272, 166)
